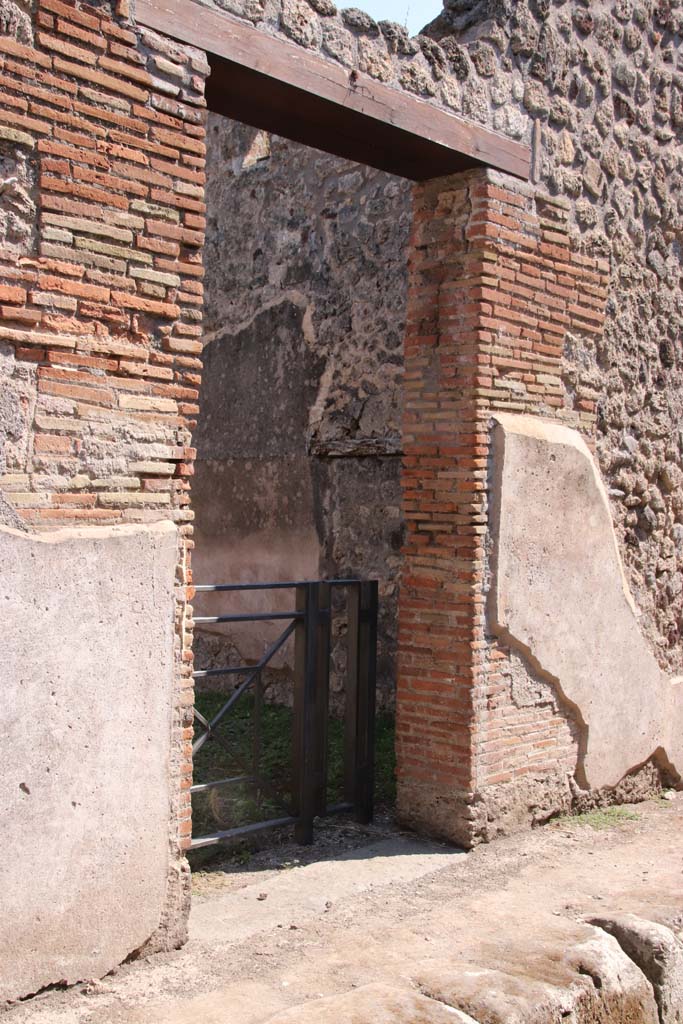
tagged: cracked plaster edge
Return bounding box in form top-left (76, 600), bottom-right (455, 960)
top-left (487, 412), bottom-right (683, 792)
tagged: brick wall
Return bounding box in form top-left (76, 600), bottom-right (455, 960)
top-left (0, 0), bottom-right (209, 946)
top-left (0, 0), bottom-right (636, 872)
top-left (397, 167), bottom-right (610, 847)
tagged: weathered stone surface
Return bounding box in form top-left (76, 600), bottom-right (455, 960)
top-left (0, 0), bottom-right (32, 44)
top-left (0, 0), bottom-right (37, 255)
top-left (590, 914), bottom-right (683, 1024)
top-left (0, 342), bottom-right (36, 525)
top-left (490, 412), bottom-right (683, 789)
top-left (415, 929), bottom-right (659, 1024)
top-left (281, 0), bottom-right (319, 48)
top-left (187, 0), bottom-right (683, 844)
top-left (0, 521), bottom-right (178, 1003)
top-left (262, 983), bottom-right (476, 1023)
top-left (469, 760), bottom-right (667, 844)
top-left (340, 7), bottom-right (379, 36)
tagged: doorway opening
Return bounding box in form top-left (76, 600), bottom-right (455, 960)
top-left (189, 113), bottom-right (410, 855)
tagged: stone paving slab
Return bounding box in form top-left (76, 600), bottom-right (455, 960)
top-left (5, 796), bottom-right (682, 1024)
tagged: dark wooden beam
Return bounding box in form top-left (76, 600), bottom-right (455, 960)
top-left (135, 0), bottom-right (531, 182)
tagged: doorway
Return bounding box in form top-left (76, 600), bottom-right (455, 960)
top-left (189, 114), bottom-right (409, 849)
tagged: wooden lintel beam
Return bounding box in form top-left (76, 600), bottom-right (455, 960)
top-left (135, 0), bottom-right (531, 182)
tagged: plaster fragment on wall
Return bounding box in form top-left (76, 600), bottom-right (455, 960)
top-left (490, 413), bottom-right (683, 791)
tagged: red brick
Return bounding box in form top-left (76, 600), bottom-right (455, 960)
top-left (38, 275), bottom-right (110, 302)
top-left (0, 73), bottom-right (72, 110)
top-left (71, 163), bottom-right (147, 198)
top-left (136, 234), bottom-right (180, 257)
top-left (72, 100), bottom-right (147, 134)
top-left (0, 285), bottom-right (27, 304)
top-left (56, 17), bottom-right (106, 50)
top-left (5, 58), bottom-right (79, 96)
top-left (0, 306), bottom-right (42, 324)
top-left (98, 54), bottom-right (152, 86)
top-left (0, 89), bottom-right (28, 112)
top-left (39, 379), bottom-right (115, 405)
top-left (150, 188), bottom-right (206, 214)
top-left (111, 291), bottom-right (180, 318)
top-left (53, 57), bottom-right (149, 102)
top-left (41, 175), bottom-right (129, 210)
top-left (0, 109), bottom-right (51, 135)
top-left (0, 36), bottom-right (52, 69)
top-left (38, 31), bottom-right (98, 64)
top-left (108, 129), bottom-right (179, 160)
top-left (39, 137), bottom-right (110, 168)
top-left (51, 492), bottom-right (97, 506)
top-left (39, 0), bottom-right (101, 30)
top-left (30, 100), bottom-right (109, 139)
top-left (151, 126), bottom-right (206, 156)
top-left (34, 433), bottom-right (72, 453)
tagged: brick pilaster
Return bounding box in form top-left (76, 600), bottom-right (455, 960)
top-left (397, 168), bottom-right (609, 846)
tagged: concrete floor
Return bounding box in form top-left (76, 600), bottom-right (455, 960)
top-left (6, 795), bottom-right (683, 1023)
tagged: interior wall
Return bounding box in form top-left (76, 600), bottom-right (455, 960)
top-left (193, 116), bottom-right (411, 707)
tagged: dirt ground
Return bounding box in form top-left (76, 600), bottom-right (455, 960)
top-left (6, 795), bottom-right (683, 1023)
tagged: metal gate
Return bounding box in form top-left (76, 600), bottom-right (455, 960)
top-left (190, 579), bottom-right (378, 849)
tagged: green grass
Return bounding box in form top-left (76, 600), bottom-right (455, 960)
top-left (553, 805), bottom-right (640, 831)
top-left (191, 691), bottom-right (396, 840)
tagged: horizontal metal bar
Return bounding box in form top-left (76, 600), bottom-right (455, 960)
top-left (193, 579), bottom-right (364, 593)
top-left (192, 665), bottom-right (254, 679)
top-left (190, 774), bottom-right (253, 794)
top-left (190, 816), bottom-right (298, 849)
top-left (193, 612), bottom-right (303, 624)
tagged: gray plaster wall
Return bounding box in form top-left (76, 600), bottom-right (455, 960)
top-left (0, 521), bottom-right (178, 1003)
top-left (194, 119), bottom-right (408, 706)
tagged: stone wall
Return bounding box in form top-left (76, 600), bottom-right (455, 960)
top-left (193, 117), bottom-right (411, 707)
top-left (423, 0), bottom-right (683, 831)
top-left (0, 2), bottom-right (680, 1002)
top-left (0, 0), bottom-right (209, 997)
top-left (193, 0), bottom-right (682, 834)
top-left (256, 0), bottom-right (682, 680)
top-left (423, 0), bottom-right (683, 678)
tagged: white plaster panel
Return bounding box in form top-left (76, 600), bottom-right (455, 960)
top-left (0, 521), bottom-right (178, 1002)
top-left (490, 414), bottom-right (683, 789)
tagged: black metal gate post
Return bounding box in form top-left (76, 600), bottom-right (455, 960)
top-left (344, 580), bottom-right (378, 825)
top-left (293, 582), bottom-right (331, 844)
